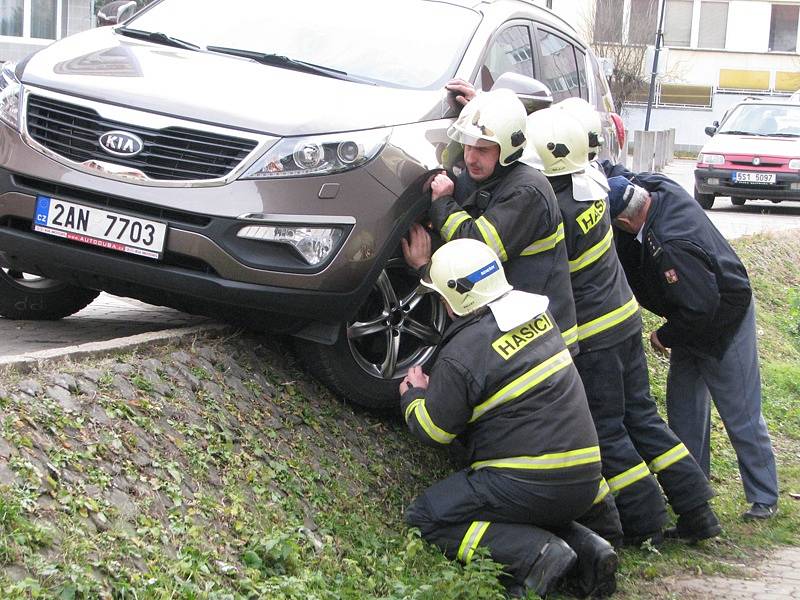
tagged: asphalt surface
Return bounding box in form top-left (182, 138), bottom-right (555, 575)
top-left (1, 159), bottom-right (799, 360)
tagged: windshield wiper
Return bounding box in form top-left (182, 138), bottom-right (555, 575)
top-left (116, 27), bottom-right (199, 51)
top-left (764, 132), bottom-right (800, 138)
top-left (719, 130), bottom-right (758, 135)
top-left (207, 46), bottom-right (349, 80)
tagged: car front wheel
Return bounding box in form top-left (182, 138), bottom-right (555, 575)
top-left (296, 257), bottom-right (447, 410)
top-left (0, 269), bottom-right (100, 320)
top-left (694, 187), bottom-right (715, 209)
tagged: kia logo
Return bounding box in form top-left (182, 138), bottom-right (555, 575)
top-left (99, 130), bottom-right (144, 157)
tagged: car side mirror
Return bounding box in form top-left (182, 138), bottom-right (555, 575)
top-left (705, 125), bottom-right (717, 136)
top-left (97, 1), bottom-right (137, 26)
top-left (491, 73), bottom-right (553, 114)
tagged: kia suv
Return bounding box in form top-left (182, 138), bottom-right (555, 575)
top-left (695, 98), bottom-right (800, 209)
top-left (0, 0), bottom-right (621, 407)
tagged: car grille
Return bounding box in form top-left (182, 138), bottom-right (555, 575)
top-left (26, 95), bottom-right (258, 181)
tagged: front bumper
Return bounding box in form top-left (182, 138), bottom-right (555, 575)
top-left (695, 167), bottom-right (800, 201)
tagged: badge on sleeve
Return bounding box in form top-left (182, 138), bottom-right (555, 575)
top-left (664, 268), bottom-right (679, 284)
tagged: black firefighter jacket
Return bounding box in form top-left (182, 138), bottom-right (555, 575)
top-left (550, 175), bottom-right (642, 353)
top-left (400, 307), bottom-right (601, 484)
top-left (428, 163), bottom-right (579, 354)
top-left (602, 163), bottom-right (752, 358)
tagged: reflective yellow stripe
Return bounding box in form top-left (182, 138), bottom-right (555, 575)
top-left (569, 226), bottom-right (614, 273)
top-left (475, 216), bottom-right (507, 261)
top-left (440, 211), bottom-right (471, 241)
top-left (471, 446), bottom-right (601, 471)
top-left (607, 461), bottom-right (651, 494)
top-left (404, 398), bottom-right (422, 423)
top-left (520, 222), bottom-right (565, 256)
top-left (593, 478), bottom-right (610, 505)
top-left (409, 398), bottom-right (456, 445)
top-left (457, 521), bottom-right (490, 563)
top-left (470, 349), bottom-right (573, 422)
top-left (648, 443), bottom-right (690, 473)
top-left (561, 324), bottom-right (578, 347)
top-left (577, 296), bottom-right (639, 341)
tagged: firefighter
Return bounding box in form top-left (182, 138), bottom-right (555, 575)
top-left (402, 88), bottom-right (579, 355)
top-left (605, 171), bottom-right (779, 521)
top-left (523, 106), bottom-right (721, 545)
top-left (401, 238), bottom-right (618, 598)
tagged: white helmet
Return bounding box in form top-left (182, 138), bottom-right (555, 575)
top-left (524, 107), bottom-right (590, 176)
top-left (421, 239), bottom-right (512, 316)
top-left (447, 88), bottom-right (527, 166)
top-left (555, 98), bottom-right (604, 158)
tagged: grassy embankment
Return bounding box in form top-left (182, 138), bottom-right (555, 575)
top-left (0, 231), bottom-right (797, 599)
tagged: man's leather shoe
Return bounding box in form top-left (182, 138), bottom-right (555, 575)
top-left (664, 503), bottom-right (722, 543)
top-left (743, 502), bottom-right (778, 520)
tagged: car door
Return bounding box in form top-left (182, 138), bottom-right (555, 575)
top-left (473, 20), bottom-right (536, 93)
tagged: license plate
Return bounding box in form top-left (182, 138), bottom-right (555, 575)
top-left (32, 196), bottom-right (167, 259)
top-left (733, 171), bottom-right (776, 184)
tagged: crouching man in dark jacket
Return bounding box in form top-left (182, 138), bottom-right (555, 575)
top-left (401, 238), bottom-right (618, 598)
top-left (605, 169), bottom-right (779, 521)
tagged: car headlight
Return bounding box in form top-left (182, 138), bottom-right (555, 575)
top-left (237, 224), bottom-right (343, 266)
top-left (699, 153), bottom-right (724, 165)
top-left (0, 61), bottom-right (21, 130)
top-left (241, 128), bottom-right (390, 179)
top-left (788, 159), bottom-right (800, 170)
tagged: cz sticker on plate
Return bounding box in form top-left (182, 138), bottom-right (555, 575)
top-left (33, 195), bottom-right (167, 260)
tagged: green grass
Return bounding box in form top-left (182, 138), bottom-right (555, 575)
top-left (0, 231), bottom-right (797, 599)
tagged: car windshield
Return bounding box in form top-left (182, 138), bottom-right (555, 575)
top-left (718, 103), bottom-right (800, 137)
top-left (126, 0), bottom-right (481, 89)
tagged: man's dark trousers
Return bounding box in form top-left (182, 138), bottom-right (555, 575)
top-left (575, 332), bottom-right (715, 538)
top-left (667, 300), bottom-right (778, 506)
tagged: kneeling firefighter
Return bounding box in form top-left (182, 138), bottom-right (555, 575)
top-left (401, 238), bottom-right (618, 598)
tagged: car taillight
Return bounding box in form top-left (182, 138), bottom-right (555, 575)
top-left (610, 112), bottom-right (625, 152)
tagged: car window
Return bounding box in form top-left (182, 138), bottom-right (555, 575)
top-left (126, 0), bottom-right (481, 90)
top-left (534, 27), bottom-right (581, 102)
top-left (478, 24), bottom-right (534, 91)
top-left (575, 48), bottom-right (589, 101)
top-left (719, 104), bottom-right (800, 136)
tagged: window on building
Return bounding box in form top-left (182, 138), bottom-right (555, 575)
top-left (0, 0), bottom-right (59, 39)
top-left (628, 0), bottom-right (658, 45)
top-left (663, 0), bottom-right (693, 47)
top-left (769, 3), bottom-right (799, 52)
top-left (593, 0), bottom-right (623, 43)
top-left (698, 1), bottom-right (728, 48)
top-left (480, 25), bottom-right (534, 90)
top-left (535, 28), bottom-right (581, 102)
top-left (0, 0), bottom-right (23, 36)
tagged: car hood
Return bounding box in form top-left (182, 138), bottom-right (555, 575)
top-left (19, 27), bottom-right (450, 136)
top-left (701, 133), bottom-right (800, 157)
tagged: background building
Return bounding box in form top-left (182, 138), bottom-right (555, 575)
top-left (547, 0), bottom-right (800, 151)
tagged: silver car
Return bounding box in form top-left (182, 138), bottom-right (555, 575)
top-left (0, 0), bottom-right (622, 407)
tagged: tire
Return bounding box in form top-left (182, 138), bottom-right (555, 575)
top-left (0, 269), bottom-right (100, 320)
top-left (694, 187), bottom-right (715, 209)
top-left (296, 257), bottom-right (447, 410)
top-left (731, 196), bottom-right (746, 206)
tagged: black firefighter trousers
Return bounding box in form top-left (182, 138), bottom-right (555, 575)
top-left (405, 466), bottom-right (607, 588)
top-left (574, 332), bottom-right (715, 538)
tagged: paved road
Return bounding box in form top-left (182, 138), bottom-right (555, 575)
top-left (1, 158), bottom-right (799, 360)
top-left (0, 292), bottom-right (211, 358)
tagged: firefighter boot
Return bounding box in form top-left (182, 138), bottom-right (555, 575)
top-left (664, 502), bottom-right (722, 543)
top-left (557, 522), bottom-right (619, 598)
top-left (509, 537), bottom-right (577, 598)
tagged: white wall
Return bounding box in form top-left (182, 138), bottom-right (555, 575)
top-left (664, 48), bottom-right (800, 88)
top-left (622, 93), bottom-right (771, 149)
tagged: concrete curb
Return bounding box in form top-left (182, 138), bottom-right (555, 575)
top-left (0, 322), bottom-right (229, 373)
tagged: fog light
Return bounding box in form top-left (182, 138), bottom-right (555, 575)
top-left (237, 225), bottom-right (343, 265)
top-left (790, 182), bottom-right (800, 190)
top-left (708, 178), bottom-right (719, 185)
